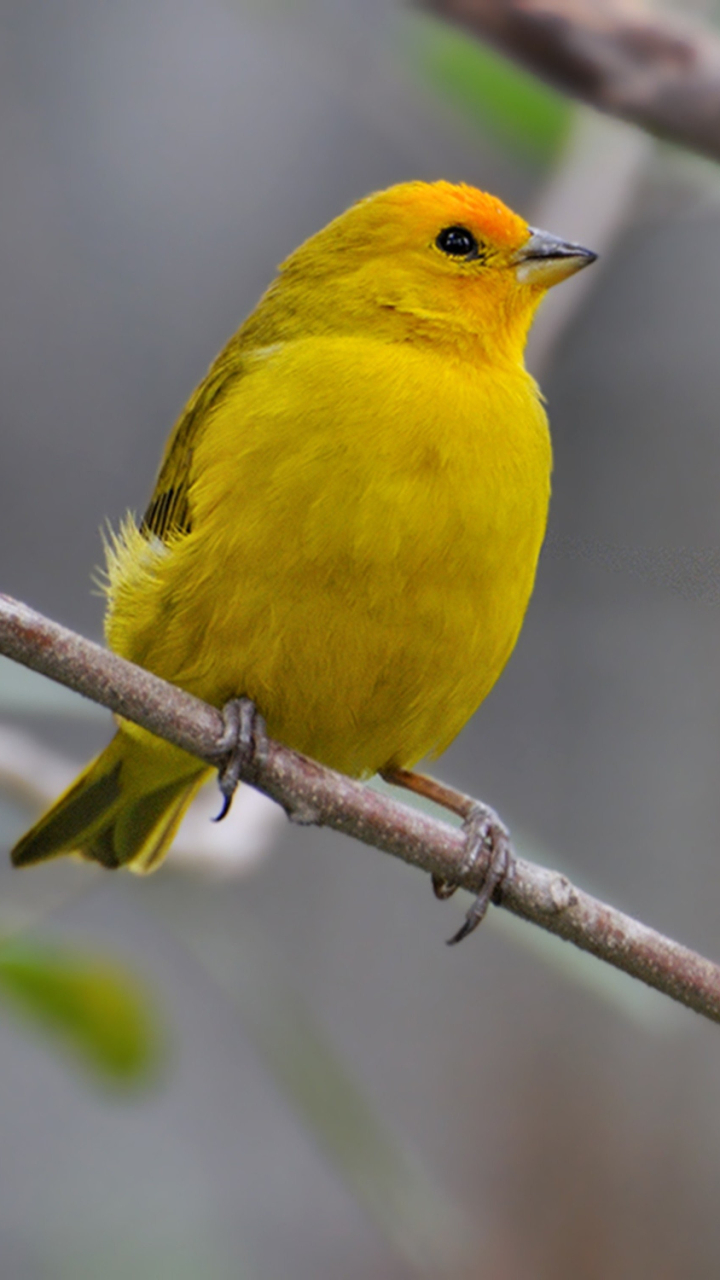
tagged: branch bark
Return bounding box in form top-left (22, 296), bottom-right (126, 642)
top-left (421, 0), bottom-right (720, 164)
top-left (1, 590), bottom-right (719, 1023)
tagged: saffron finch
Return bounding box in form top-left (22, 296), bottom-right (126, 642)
top-left (11, 181), bottom-right (595, 897)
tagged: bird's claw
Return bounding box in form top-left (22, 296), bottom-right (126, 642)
top-left (444, 801), bottom-right (513, 945)
top-left (213, 696), bottom-right (268, 822)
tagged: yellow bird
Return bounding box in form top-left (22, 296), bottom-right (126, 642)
top-left (11, 181), bottom-right (594, 915)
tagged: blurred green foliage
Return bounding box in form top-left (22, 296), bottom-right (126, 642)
top-left (408, 15), bottom-right (571, 163)
top-left (0, 939), bottom-right (161, 1086)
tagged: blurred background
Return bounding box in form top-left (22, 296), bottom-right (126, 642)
top-left (2, 0), bottom-right (720, 1276)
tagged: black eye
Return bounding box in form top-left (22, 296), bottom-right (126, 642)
top-left (436, 225), bottom-right (479, 259)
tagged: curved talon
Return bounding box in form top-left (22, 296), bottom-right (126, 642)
top-left (380, 766), bottom-right (513, 943)
top-left (213, 793), bottom-right (233, 824)
top-left (213, 696), bottom-right (267, 822)
top-left (446, 802), bottom-right (513, 946)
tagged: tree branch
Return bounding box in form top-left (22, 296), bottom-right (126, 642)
top-left (421, 0), bottom-right (720, 164)
top-left (1, 590), bottom-right (719, 1023)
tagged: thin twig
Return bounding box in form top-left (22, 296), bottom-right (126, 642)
top-left (0, 590), bottom-right (719, 1023)
top-left (422, 0), bottom-right (720, 165)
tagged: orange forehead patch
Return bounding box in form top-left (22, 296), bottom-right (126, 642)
top-left (454, 185), bottom-right (528, 247)
top-left (384, 180), bottom-right (529, 250)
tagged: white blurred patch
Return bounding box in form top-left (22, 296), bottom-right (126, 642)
top-left (169, 778), bottom-right (285, 878)
top-left (0, 725), bottom-right (78, 808)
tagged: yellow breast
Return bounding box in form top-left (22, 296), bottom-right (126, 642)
top-left (107, 335), bottom-right (550, 776)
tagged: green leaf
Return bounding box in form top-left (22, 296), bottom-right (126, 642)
top-left (406, 14), bottom-right (571, 164)
top-left (0, 939), bottom-right (162, 1085)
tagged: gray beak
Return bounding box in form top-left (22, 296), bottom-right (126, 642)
top-left (514, 227), bottom-right (597, 286)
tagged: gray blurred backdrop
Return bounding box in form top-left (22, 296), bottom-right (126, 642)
top-left (2, 2), bottom-right (720, 1277)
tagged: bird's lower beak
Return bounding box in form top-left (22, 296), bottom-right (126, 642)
top-left (514, 228), bottom-right (597, 287)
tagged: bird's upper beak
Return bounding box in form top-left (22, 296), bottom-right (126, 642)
top-left (514, 228), bottom-right (597, 287)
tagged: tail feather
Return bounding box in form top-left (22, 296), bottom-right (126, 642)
top-left (11, 728), bottom-right (211, 873)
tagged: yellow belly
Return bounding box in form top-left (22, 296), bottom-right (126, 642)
top-left (106, 337), bottom-right (551, 777)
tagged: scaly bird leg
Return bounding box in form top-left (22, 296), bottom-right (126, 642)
top-left (380, 766), bottom-right (514, 945)
top-left (213, 697), bottom-right (268, 821)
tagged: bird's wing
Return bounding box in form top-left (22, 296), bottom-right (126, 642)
top-left (141, 363), bottom-right (240, 542)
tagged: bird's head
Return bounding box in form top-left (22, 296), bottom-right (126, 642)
top-left (276, 180), bottom-right (596, 361)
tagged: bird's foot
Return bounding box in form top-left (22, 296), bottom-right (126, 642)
top-left (213, 697), bottom-right (268, 822)
top-left (444, 800), bottom-right (512, 945)
top-left (380, 767), bottom-right (514, 944)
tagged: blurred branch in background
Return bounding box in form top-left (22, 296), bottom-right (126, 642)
top-left (526, 105), bottom-right (651, 372)
top-left (2, 591), bottom-right (720, 1026)
top-left (421, 0), bottom-right (720, 164)
top-left (410, 12), bottom-right (654, 369)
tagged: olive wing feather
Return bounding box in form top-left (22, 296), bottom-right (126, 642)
top-left (141, 364), bottom-right (239, 542)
